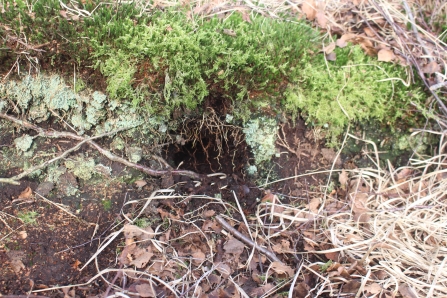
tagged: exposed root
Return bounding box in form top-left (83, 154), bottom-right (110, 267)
top-left (180, 107), bottom-right (244, 171)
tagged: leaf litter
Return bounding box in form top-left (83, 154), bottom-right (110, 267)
top-left (41, 128), bottom-right (445, 297)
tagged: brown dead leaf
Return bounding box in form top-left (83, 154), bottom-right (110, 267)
top-left (307, 197), bottom-right (320, 213)
top-left (157, 207), bottom-right (180, 220)
top-left (302, 0), bottom-right (317, 21)
top-left (396, 168), bottom-right (413, 180)
top-left (130, 246), bottom-right (153, 268)
top-left (398, 284), bottom-right (417, 298)
top-left (342, 280), bottom-right (361, 293)
top-left (223, 238), bottom-right (245, 255)
top-left (240, 11), bottom-right (251, 23)
top-left (337, 265), bottom-right (351, 279)
top-left (134, 180), bottom-right (147, 188)
top-left (123, 224), bottom-right (154, 241)
top-left (422, 61), bottom-right (440, 74)
top-left (217, 283), bottom-right (239, 298)
top-left (147, 260), bottom-right (176, 279)
top-left (323, 42), bottom-right (336, 54)
top-left (336, 38), bottom-right (348, 48)
top-left (272, 240), bottom-right (291, 254)
top-left (365, 282), bottom-right (382, 294)
top-left (191, 250), bottom-right (206, 266)
top-left (6, 250), bottom-right (25, 273)
top-left (250, 284), bottom-right (275, 297)
top-left (18, 187), bottom-right (33, 199)
top-left (272, 239), bottom-right (291, 254)
top-left (59, 10), bottom-right (68, 19)
top-left (338, 33), bottom-right (357, 45)
top-left (208, 273), bottom-right (221, 285)
top-left (215, 262), bottom-right (231, 278)
top-left (136, 283), bottom-right (156, 298)
top-left (261, 192), bottom-right (275, 203)
top-left (363, 27), bottom-right (375, 37)
top-left (316, 11), bottom-right (327, 28)
top-left (350, 192), bottom-right (370, 222)
top-left (345, 233), bottom-right (363, 243)
top-left (326, 52), bottom-right (336, 61)
top-left (358, 38), bottom-right (377, 56)
top-left (202, 219), bottom-right (221, 233)
top-left (377, 49), bottom-right (395, 62)
top-left (324, 251), bottom-right (339, 261)
top-left (294, 282), bottom-right (310, 297)
top-left (203, 209), bottom-right (215, 218)
top-left (270, 261), bottom-right (294, 277)
top-left (71, 259), bottom-right (82, 270)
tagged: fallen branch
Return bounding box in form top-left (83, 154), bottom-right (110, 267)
top-left (215, 215), bottom-right (283, 264)
top-left (0, 128), bottom-right (128, 185)
top-left (0, 112), bottom-right (202, 185)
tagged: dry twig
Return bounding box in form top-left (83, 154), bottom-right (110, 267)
top-left (215, 215), bottom-right (282, 263)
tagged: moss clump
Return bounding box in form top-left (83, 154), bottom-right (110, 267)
top-left (283, 46), bottom-right (425, 145)
top-left (89, 11), bottom-right (317, 118)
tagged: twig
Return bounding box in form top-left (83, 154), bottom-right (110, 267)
top-left (0, 112), bottom-right (202, 181)
top-left (0, 127), bottom-right (127, 185)
top-left (215, 215), bottom-right (283, 264)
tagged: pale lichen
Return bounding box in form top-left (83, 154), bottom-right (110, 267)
top-left (126, 147), bottom-right (143, 163)
top-left (243, 117), bottom-right (278, 165)
top-left (65, 155), bottom-right (97, 181)
top-left (14, 134), bottom-right (34, 152)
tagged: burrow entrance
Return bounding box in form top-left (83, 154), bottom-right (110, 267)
top-left (165, 99), bottom-right (249, 175)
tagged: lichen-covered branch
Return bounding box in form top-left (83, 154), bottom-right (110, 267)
top-left (0, 128), bottom-right (127, 185)
top-left (0, 112), bottom-right (201, 185)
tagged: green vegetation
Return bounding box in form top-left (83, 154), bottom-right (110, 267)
top-left (134, 217), bottom-right (153, 229)
top-left (101, 199), bottom-right (112, 211)
top-left (17, 211), bottom-right (39, 225)
top-left (0, 0), bottom-right (429, 159)
top-left (284, 46), bottom-right (425, 145)
top-left (89, 11), bottom-right (317, 119)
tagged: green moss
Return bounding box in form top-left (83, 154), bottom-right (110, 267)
top-left (101, 199), bottom-right (112, 211)
top-left (17, 211), bottom-right (39, 226)
top-left (284, 46), bottom-right (426, 145)
top-left (89, 11), bottom-right (317, 117)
